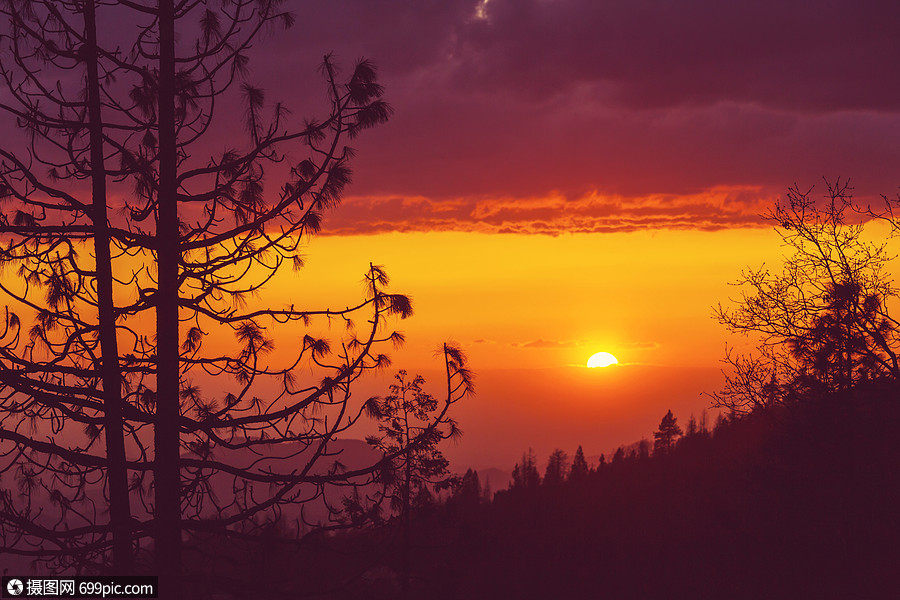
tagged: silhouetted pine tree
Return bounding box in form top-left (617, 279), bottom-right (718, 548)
top-left (569, 446), bottom-right (590, 483)
top-left (686, 414), bottom-right (699, 437)
top-left (543, 449), bottom-right (569, 486)
top-left (653, 410), bottom-right (683, 454)
top-left (511, 449), bottom-right (541, 489)
top-left (638, 439), bottom-right (651, 460)
top-left (453, 469), bottom-right (483, 509)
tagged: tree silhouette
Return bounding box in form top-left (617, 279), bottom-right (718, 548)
top-left (568, 445), bottom-right (589, 483)
top-left (638, 438), bottom-right (651, 460)
top-left (685, 414), bottom-right (699, 437)
top-left (653, 410), bottom-right (682, 454)
top-left (715, 181), bottom-right (900, 413)
top-left (363, 360), bottom-right (471, 597)
top-left (511, 449), bottom-right (541, 490)
top-left (789, 280), bottom-right (890, 392)
top-left (0, 0), bottom-right (142, 572)
top-left (543, 448), bottom-right (568, 486)
top-left (452, 468), bottom-right (482, 509)
top-left (0, 1), bottom-right (448, 593)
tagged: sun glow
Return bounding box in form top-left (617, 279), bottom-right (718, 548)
top-left (587, 352), bottom-right (619, 368)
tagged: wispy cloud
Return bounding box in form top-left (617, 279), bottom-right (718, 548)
top-left (621, 341), bottom-right (661, 350)
top-left (516, 339), bottom-right (583, 349)
top-left (324, 187), bottom-right (775, 235)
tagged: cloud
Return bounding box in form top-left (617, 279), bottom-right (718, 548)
top-left (511, 339), bottom-right (660, 353)
top-left (267, 0), bottom-right (900, 111)
top-left (250, 1), bottom-right (900, 234)
top-left (517, 339), bottom-right (582, 349)
top-left (621, 341), bottom-right (662, 350)
top-left (323, 187), bottom-right (774, 235)
top-left (449, 0), bottom-right (900, 112)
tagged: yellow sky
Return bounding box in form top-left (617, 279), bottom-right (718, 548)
top-left (285, 229), bottom-right (784, 366)
top-left (265, 228), bottom-right (787, 467)
top-left (1, 226), bottom-right (790, 468)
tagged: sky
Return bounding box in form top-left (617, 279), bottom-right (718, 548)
top-left (237, 1), bottom-right (900, 469)
top-left (237, 0), bottom-right (900, 470)
top-left (258, 0), bottom-right (900, 231)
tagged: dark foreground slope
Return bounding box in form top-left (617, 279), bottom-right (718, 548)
top-left (186, 386), bottom-right (900, 600)
top-left (446, 409), bottom-right (899, 599)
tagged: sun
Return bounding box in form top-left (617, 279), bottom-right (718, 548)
top-left (587, 351), bottom-right (618, 368)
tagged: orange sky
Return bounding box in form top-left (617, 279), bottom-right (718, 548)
top-left (229, 0), bottom-right (900, 472)
top-left (8, 0), bottom-right (897, 476)
top-left (263, 228), bottom-right (787, 469)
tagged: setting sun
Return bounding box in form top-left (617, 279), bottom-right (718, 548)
top-left (587, 351), bottom-right (619, 368)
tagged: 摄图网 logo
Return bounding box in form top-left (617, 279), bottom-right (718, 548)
top-left (5, 579), bottom-right (23, 596)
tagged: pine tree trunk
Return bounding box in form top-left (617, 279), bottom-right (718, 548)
top-left (155, 0), bottom-right (182, 594)
top-left (84, 0), bottom-right (133, 573)
top-left (402, 438), bottom-right (412, 598)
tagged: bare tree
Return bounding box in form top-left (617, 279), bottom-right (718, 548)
top-left (714, 180), bottom-right (900, 414)
top-left (0, 1), bottom-right (459, 595)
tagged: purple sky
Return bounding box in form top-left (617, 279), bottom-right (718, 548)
top-left (245, 0), bottom-right (900, 234)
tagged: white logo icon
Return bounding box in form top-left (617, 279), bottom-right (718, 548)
top-left (6, 579), bottom-right (24, 596)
